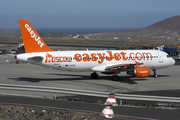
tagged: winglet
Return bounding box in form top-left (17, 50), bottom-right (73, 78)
top-left (19, 20), bottom-right (54, 53)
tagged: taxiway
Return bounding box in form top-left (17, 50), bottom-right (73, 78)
top-left (0, 55), bottom-right (180, 98)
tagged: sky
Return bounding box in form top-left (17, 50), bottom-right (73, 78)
top-left (0, 0), bottom-right (180, 29)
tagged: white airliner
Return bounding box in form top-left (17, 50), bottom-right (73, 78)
top-left (15, 20), bottom-right (175, 81)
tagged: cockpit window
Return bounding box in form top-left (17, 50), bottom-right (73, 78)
top-left (167, 55), bottom-right (170, 58)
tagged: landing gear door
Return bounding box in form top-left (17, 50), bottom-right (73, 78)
top-left (158, 52), bottom-right (164, 63)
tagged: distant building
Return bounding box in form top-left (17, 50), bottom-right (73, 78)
top-left (149, 36), bottom-right (174, 40)
top-left (113, 37), bottom-right (118, 40)
top-left (70, 34), bottom-right (89, 39)
top-left (127, 37), bottom-right (131, 40)
top-left (72, 34), bottom-right (80, 38)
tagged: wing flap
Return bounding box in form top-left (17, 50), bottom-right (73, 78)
top-left (106, 61), bottom-right (143, 70)
top-left (92, 61), bottom-right (143, 72)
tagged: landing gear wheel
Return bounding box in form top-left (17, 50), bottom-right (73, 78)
top-left (91, 72), bottom-right (99, 79)
top-left (152, 69), bottom-right (158, 78)
top-left (112, 75), bottom-right (119, 81)
top-left (154, 74), bottom-right (158, 78)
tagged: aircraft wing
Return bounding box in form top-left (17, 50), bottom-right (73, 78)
top-left (92, 61), bottom-right (143, 72)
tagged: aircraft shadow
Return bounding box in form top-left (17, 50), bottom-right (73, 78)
top-left (9, 72), bottom-right (171, 84)
top-left (116, 76), bottom-right (148, 84)
top-left (44, 73), bottom-right (145, 84)
top-left (149, 75), bottom-right (170, 77)
top-left (9, 76), bottom-right (90, 83)
top-left (8, 74), bottom-right (149, 85)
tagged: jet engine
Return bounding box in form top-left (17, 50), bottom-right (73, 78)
top-left (127, 67), bottom-right (150, 78)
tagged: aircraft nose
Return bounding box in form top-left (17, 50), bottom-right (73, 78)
top-left (171, 58), bottom-right (175, 65)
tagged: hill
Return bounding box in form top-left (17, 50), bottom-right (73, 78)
top-left (40, 32), bottom-right (69, 38)
top-left (85, 15), bottom-right (180, 40)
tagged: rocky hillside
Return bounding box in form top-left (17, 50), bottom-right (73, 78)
top-left (85, 15), bottom-right (180, 40)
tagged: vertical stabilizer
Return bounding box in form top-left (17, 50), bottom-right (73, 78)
top-left (19, 20), bottom-right (54, 53)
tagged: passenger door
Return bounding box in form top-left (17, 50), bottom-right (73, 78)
top-left (158, 52), bottom-right (164, 63)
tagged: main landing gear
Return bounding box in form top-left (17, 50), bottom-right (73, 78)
top-left (90, 71), bottom-right (120, 81)
top-left (153, 69), bottom-right (158, 78)
top-left (112, 75), bottom-right (119, 81)
top-left (91, 72), bottom-right (99, 79)
top-left (112, 70), bottom-right (120, 81)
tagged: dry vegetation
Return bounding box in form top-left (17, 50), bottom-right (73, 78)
top-left (0, 32), bottom-right (179, 51)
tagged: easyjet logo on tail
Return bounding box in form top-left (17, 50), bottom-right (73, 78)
top-left (25, 24), bottom-right (44, 48)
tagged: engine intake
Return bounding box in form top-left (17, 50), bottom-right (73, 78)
top-left (127, 67), bottom-right (150, 78)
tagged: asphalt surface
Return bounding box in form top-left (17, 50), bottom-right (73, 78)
top-left (1, 55), bottom-right (180, 94)
top-left (0, 95), bottom-right (179, 120)
top-left (0, 55), bottom-right (180, 119)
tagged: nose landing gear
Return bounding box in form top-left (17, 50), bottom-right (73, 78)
top-left (153, 69), bottom-right (158, 78)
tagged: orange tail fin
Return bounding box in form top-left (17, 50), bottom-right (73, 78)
top-left (19, 20), bottom-right (54, 53)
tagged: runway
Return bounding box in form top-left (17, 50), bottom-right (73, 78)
top-left (1, 55), bottom-right (180, 96)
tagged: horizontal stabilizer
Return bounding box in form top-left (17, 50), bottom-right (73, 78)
top-left (27, 56), bottom-right (43, 64)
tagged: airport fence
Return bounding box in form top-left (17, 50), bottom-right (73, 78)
top-left (0, 83), bottom-right (180, 105)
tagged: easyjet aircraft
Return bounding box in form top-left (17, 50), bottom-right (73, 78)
top-left (15, 20), bottom-right (175, 81)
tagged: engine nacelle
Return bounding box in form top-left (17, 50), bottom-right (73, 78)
top-left (127, 67), bottom-right (150, 78)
